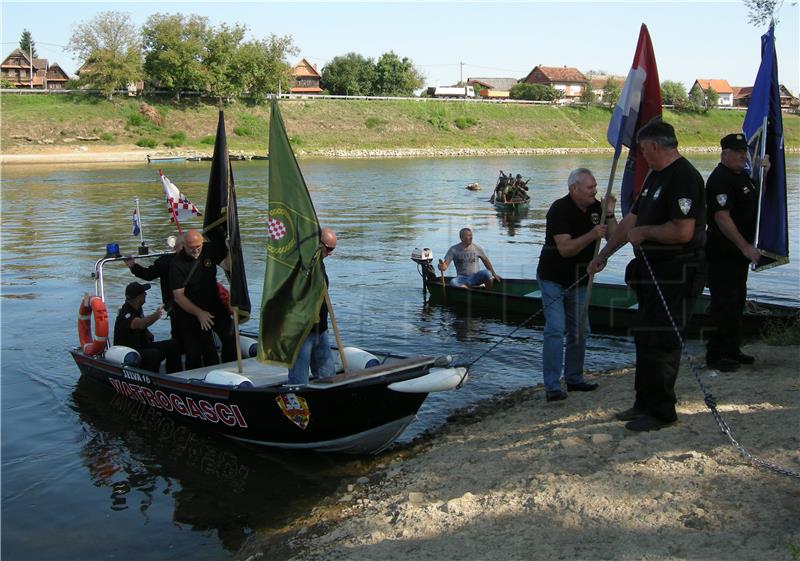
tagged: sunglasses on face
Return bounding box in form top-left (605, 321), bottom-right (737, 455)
top-left (322, 243), bottom-right (335, 252)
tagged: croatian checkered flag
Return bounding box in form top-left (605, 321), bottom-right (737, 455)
top-left (159, 170), bottom-right (202, 225)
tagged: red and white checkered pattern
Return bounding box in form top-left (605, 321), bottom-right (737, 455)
top-left (267, 217), bottom-right (286, 240)
top-left (160, 172), bottom-right (201, 222)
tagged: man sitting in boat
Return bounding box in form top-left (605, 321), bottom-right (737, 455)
top-left (170, 229), bottom-right (235, 369)
top-left (438, 227), bottom-right (502, 289)
top-left (287, 227), bottom-right (338, 385)
top-left (114, 282), bottom-right (181, 373)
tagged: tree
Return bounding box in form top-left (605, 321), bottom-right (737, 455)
top-left (321, 53), bottom-right (376, 96)
top-left (373, 51), bottom-right (423, 96)
top-left (204, 23), bottom-right (247, 102)
top-left (142, 13), bottom-right (210, 100)
top-left (688, 84), bottom-right (706, 112)
top-left (19, 29), bottom-right (37, 58)
top-left (67, 11), bottom-right (142, 100)
top-left (509, 83), bottom-right (562, 102)
top-left (580, 83), bottom-right (596, 105)
top-left (705, 86), bottom-right (720, 108)
top-left (234, 34), bottom-right (297, 102)
top-left (661, 80), bottom-right (688, 108)
top-left (743, 0), bottom-right (783, 26)
top-left (602, 77), bottom-right (621, 107)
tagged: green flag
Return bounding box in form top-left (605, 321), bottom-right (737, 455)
top-left (258, 99), bottom-right (325, 366)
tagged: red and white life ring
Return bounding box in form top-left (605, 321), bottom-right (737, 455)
top-left (78, 295), bottom-right (109, 356)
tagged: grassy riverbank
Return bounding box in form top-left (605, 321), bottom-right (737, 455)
top-left (3, 94), bottom-right (799, 156)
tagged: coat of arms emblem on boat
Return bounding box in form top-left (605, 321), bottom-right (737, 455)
top-left (275, 393), bottom-right (310, 429)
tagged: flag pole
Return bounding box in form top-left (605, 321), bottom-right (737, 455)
top-left (135, 197), bottom-right (145, 245)
top-left (750, 114), bottom-right (769, 271)
top-left (324, 285), bottom-right (349, 374)
top-left (225, 163), bottom-right (245, 373)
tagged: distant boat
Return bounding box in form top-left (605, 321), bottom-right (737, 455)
top-left (466, 182), bottom-right (481, 191)
top-left (147, 155), bottom-right (186, 164)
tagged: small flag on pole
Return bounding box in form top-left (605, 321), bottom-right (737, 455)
top-left (132, 207), bottom-right (141, 236)
top-left (159, 171), bottom-right (202, 224)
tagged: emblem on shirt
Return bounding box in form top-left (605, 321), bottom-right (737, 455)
top-left (590, 212), bottom-right (601, 225)
top-left (742, 185), bottom-right (750, 194)
top-left (276, 393), bottom-right (310, 430)
top-left (678, 198), bottom-right (693, 215)
top-left (124, 313), bottom-right (132, 319)
top-left (652, 186), bottom-right (662, 200)
top-left (716, 194), bottom-right (728, 207)
top-left (203, 258), bottom-right (212, 268)
top-left (640, 188), bottom-right (649, 198)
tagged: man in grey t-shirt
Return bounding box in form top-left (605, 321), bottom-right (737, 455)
top-left (438, 228), bottom-right (502, 288)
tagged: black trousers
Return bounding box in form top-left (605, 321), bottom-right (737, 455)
top-left (177, 309), bottom-right (235, 370)
top-left (706, 256), bottom-right (749, 360)
top-left (139, 339), bottom-right (182, 373)
top-left (627, 254), bottom-right (706, 422)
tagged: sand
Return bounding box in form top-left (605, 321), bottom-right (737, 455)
top-left (235, 342), bottom-right (800, 561)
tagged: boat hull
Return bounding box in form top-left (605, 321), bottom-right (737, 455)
top-left (424, 277), bottom-right (797, 338)
top-left (70, 350), bottom-right (435, 454)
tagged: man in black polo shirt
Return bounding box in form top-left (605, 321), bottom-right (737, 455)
top-left (170, 229), bottom-right (234, 370)
top-left (537, 168), bottom-right (616, 402)
top-left (589, 121), bottom-right (706, 431)
top-left (705, 133), bottom-right (769, 372)
top-left (114, 282), bottom-right (181, 372)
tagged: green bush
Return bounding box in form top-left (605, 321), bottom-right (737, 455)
top-left (427, 108), bottom-right (449, 131)
top-left (170, 131), bottom-right (186, 143)
top-left (127, 113), bottom-right (146, 127)
top-left (200, 135), bottom-right (216, 145)
top-left (761, 315), bottom-right (800, 346)
top-left (365, 116), bottom-right (388, 129)
top-left (136, 137), bottom-right (158, 148)
top-left (233, 126), bottom-right (254, 137)
top-left (454, 116), bottom-right (478, 130)
top-left (289, 136), bottom-right (303, 146)
top-left (163, 140), bottom-right (179, 148)
top-left (99, 132), bottom-right (115, 141)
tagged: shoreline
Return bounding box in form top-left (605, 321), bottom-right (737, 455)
top-left (0, 144), bottom-right (752, 166)
top-left (234, 343), bottom-right (800, 561)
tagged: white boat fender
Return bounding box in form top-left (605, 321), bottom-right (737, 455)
top-left (239, 336), bottom-right (258, 358)
top-left (388, 367), bottom-right (467, 393)
top-left (105, 345), bottom-right (141, 367)
top-left (333, 347), bottom-right (381, 371)
top-left (205, 369), bottom-right (254, 389)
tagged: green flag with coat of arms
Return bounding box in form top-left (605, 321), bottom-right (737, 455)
top-left (258, 98), bottom-right (326, 366)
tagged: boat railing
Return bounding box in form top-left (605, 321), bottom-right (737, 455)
top-left (93, 251), bottom-right (172, 302)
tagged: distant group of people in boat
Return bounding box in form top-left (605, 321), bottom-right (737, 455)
top-left (115, 227), bottom-right (339, 385)
top-left (491, 171), bottom-right (530, 204)
top-left (438, 122), bottom-right (770, 433)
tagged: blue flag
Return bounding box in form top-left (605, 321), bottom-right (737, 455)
top-left (132, 207), bottom-right (141, 236)
top-left (742, 25), bottom-right (789, 271)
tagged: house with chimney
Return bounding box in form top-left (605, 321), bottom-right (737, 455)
top-left (290, 58), bottom-right (323, 94)
top-left (521, 65), bottom-right (588, 102)
top-left (690, 79), bottom-right (734, 106)
top-left (1, 48), bottom-right (68, 89)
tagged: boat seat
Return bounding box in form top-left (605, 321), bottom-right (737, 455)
top-left (313, 356), bottom-right (434, 385)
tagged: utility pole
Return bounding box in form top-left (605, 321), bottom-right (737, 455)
top-left (29, 43), bottom-right (33, 89)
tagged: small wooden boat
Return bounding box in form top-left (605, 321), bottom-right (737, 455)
top-left (147, 155), bottom-right (186, 164)
top-left (416, 274), bottom-right (797, 338)
top-left (490, 171), bottom-right (530, 212)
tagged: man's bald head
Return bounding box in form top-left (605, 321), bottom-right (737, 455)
top-left (320, 227), bottom-right (337, 257)
top-left (184, 229), bottom-right (203, 259)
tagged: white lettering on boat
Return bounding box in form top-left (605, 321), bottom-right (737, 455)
top-left (108, 378), bottom-right (248, 428)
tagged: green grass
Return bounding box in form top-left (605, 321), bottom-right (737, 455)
top-left (761, 315), bottom-right (800, 346)
top-left (2, 93), bottom-right (799, 153)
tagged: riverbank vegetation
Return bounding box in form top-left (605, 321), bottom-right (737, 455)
top-left (2, 94), bottom-right (799, 155)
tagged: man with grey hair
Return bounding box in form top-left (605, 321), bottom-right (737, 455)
top-left (439, 227), bottom-right (501, 289)
top-left (589, 121), bottom-right (706, 431)
top-left (537, 167), bottom-right (616, 402)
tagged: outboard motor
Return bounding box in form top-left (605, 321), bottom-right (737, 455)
top-left (411, 247), bottom-right (438, 283)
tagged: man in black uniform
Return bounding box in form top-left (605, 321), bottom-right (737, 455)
top-left (114, 282), bottom-right (181, 373)
top-left (170, 229), bottom-right (234, 370)
top-left (705, 133), bottom-right (769, 372)
top-left (589, 121), bottom-right (706, 431)
top-left (536, 167), bottom-right (616, 401)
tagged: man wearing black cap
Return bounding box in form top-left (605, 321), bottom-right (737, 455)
top-left (705, 133), bottom-right (770, 371)
top-left (589, 121), bottom-right (706, 432)
top-left (114, 282), bottom-right (181, 373)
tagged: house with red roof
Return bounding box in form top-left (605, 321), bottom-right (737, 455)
top-left (291, 58), bottom-right (323, 95)
top-left (690, 79), bottom-right (734, 106)
top-left (1, 48), bottom-right (61, 89)
top-left (521, 65), bottom-right (588, 102)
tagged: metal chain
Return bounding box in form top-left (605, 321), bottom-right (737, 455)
top-left (639, 250), bottom-right (800, 480)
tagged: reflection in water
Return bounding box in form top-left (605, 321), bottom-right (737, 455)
top-left (71, 376), bottom-right (355, 552)
top-left (496, 208), bottom-right (529, 237)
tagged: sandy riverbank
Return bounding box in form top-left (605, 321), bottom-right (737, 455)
top-left (235, 341), bottom-right (800, 561)
top-left (0, 144), bottom-right (732, 165)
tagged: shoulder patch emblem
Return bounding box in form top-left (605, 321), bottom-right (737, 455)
top-left (124, 313), bottom-right (132, 319)
top-left (716, 194), bottom-right (728, 207)
top-left (203, 258), bottom-right (212, 268)
top-left (590, 212), bottom-right (601, 225)
top-left (640, 188), bottom-right (649, 198)
top-left (653, 186), bottom-right (662, 200)
top-left (742, 185), bottom-right (750, 194)
top-left (678, 198), bottom-right (693, 215)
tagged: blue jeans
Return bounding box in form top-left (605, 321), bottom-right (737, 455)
top-left (537, 276), bottom-right (590, 392)
top-left (451, 269), bottom-right (492, 287)
top-left (287, 330), bottom-right (335, 385)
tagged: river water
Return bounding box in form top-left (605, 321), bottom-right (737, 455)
top-left (1, 154), bottom-right (798, 560)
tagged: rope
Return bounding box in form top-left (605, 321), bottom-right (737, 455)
top-left (639, 250), bottom-right (800, 480)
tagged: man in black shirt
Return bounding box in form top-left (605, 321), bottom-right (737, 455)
top-left (114, 282), bottom-right (181, 372)
top-left (589, 121), bottom-right (706, 431)
top-left (170, 229), bottom-right (234, 370)
top-left (536, 168), bottom-right (616, 401)
top-left (705, 133), bottom-right (769, 372)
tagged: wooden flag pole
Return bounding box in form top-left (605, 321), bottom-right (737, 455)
top-left (579, 153), bottom-right (621, 337)
top-left (324, 284), bottom-right (349, 374)
top-left (233, 309), bottom-right (243, 373)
